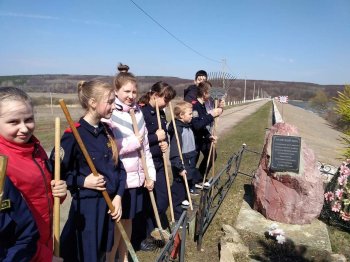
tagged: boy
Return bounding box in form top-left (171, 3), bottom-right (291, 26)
top-left (184, 70), bottom-right (208, 103)
top-left (169, 101), bottom-right (200, 220)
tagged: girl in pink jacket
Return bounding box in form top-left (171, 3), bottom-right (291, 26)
top-left (105, 67), bottom-right (156, 262)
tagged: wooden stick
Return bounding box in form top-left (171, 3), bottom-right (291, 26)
top-left (53, 117), bottom-right (61, 257)
top-left (0, 155), bottom-right (8, 203)
top-left (168, 102), bottom-right (193, 210)
top-left (129, 109), bottom-right (169, 241)
top-left (155, 99), bottom-right (175, 223)
top-left (201, 143), bottom-right (213, 186)
top-left (211, 99), bottom-right (219, 178)
top-left (58, 99), bottom-right (139, 262)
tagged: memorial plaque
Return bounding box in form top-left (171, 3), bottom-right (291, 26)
top-left (270, 135), bottom-right (301, 172)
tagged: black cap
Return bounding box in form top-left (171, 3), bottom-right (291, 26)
top-left (195, 70), bottom-right (207, 80)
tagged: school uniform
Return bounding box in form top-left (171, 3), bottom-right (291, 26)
top-left (135, 104), bottom-right (169, 242)
top-left (169, 119), bottom-right (199, 220)
top-left (0, 177), bottom-right (39, 262)
top-left (53, 118), bottom-right (126, 262)
top-left (184, 84), bottom-right (197, 103)
top-left (104, 98), bottom-right (156, 220)
top-left (191, 100), bottom-right (217, 180)
top-left (0, 135), bottom-right (54, 262)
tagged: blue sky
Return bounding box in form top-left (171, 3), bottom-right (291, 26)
top-left (0, 0), bottom-right (349, 85)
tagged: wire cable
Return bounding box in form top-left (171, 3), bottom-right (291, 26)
top-left (128, 0), bottom-right (221, 63)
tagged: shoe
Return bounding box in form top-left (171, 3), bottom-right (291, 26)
top-left (190, 188), bottom-right (199, 196)
top-left (140, 237), bottom-right (157, 252)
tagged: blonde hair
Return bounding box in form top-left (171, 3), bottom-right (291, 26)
top-left (0, 87), bottom-right (33, 110)
top-left (77, 80), bottom-right (114, 110)
top-left (174, 101), bottom-right (192, 119)
top-left (77, 80), bottom-right (118, 165)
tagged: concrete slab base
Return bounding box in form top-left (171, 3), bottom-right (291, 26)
top-left (234, 186), bottom-right (332, 252)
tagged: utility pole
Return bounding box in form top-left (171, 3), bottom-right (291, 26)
top-left (244, 78), bottom-right (246, 103)
top-left (253, 82), bottom-right (255, 100)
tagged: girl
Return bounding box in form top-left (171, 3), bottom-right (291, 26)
top-left (0, 86), bottom-right (67, 261)
top-left (53, 80), bottom-right (126, 262)
top-left (136, 81), bottom-right (176, 250)
top-left (105, 68), bottom-right (156, 262)
top-left (191, 81), bottom-right (223, 183)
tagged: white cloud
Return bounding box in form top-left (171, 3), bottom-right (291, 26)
top-left (0, 12), bottom-right (121, 28)
top-left (0, 12), bottom-right (59, 20)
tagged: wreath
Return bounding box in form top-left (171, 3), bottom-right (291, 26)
top-left (320, 160), bottom-right (350, 231)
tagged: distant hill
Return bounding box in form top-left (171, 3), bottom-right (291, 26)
top-left (0, 74), bottom-right (345, 101)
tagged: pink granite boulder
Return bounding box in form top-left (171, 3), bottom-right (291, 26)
top-left (253, 122), bottom-right (324, 224)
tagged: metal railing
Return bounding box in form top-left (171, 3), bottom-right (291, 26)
top-left (195, 145), bottom-right (246, 250)
top-left (156, 210), bottom-right (188, 262)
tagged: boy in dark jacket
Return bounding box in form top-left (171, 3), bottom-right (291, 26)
top-left (184, 70), bottom-right (208, 103)
top-left (169, 101), bottom-right (200, 220)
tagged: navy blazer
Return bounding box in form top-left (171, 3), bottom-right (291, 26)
top-left (0, 177), bottom-right (39, 262)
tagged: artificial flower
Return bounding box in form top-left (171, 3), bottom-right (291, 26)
top-left (335, 189), bottom-right (344, 199)
top-left (276, 234), bottom-right (286, 244)
top-left (332, 201), bottom-right (342, 212)
top-left (324, 192), bottom-right (335, 201)
top-left (340, 211), bottom-right (350, 221)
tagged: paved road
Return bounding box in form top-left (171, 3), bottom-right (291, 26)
top-left (275, 102), bottom-right (344, 167)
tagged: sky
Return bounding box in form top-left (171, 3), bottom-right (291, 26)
top-left (0, 0), bottom-right (349, 85)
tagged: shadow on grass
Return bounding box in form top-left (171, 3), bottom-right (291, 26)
top-left (250, 237), bottom-right (311, 262)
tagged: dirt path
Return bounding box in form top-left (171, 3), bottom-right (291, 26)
top-left (275, 102), bottom-right (344, 167)
top-left (217, 99), bottom-right (270, 136)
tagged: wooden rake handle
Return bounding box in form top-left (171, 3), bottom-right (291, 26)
top-left (168, 102), bottom-right (193, 210)
top-left (0, 155), bottom-right (8, 203)
top-left (53, 117), bottom-right (61, 257)
top-left (155, 99), bottom-right (175, 223)
top-left (129, 109), bottom-right (164, 231)
top-left (58, 99), bottom-right (139, 262)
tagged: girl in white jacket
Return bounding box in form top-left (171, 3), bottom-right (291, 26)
top-left (105, 68), bottom-right (156, 262)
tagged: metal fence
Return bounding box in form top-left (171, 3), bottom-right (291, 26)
top-left (195, 145), bottom-right (247, 250)
top-left (156, 210), bottom-right (188, 262)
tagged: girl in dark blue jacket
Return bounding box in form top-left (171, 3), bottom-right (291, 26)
top-left (134, 81), bottom-right (176, 250)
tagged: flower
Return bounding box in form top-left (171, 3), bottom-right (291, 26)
top-left (335, 189), bottom-right (344, 199)
top-left (332, 201), bottom-right (342, 212)
top-left (340, 164), bottom-right (350, 176)
top-left (338, 175), bottom-right (348, 186)
top-left (340, 211), bottom-right (350, 221)
top-left (276, 234), bottom-right (286, 244)
top-left (324, 161), bottom-right (350, 222)
top-left (324, 192), bottom-right (334, 201)
top-left (266, 224), bottom-right (286, 244)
